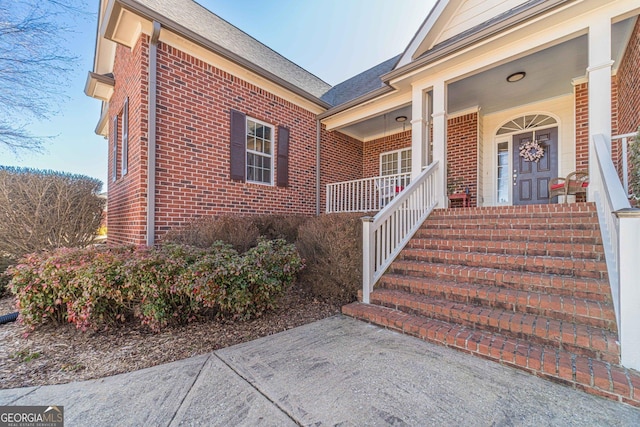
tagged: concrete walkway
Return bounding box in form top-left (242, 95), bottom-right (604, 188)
top-left (1, 316), bottom-right (638, 426)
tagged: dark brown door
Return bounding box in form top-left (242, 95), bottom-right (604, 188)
top-left (512, 127), bottom-right (558, 205)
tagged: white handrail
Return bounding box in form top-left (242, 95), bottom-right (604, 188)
top-left (362, 161), bottom-right (440, 303)
top-left (592, 133), bottom-right (640, 370)
top-left (326, 172), bottom-right (411, 213)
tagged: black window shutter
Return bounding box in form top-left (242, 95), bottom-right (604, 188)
top-left (230, 109), bottom-right (246, 181)
top-left (277, 126), bottom-right (289, 187)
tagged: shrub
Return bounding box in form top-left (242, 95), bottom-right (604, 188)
top-left (164, 216), bottom-right (259, 253)
top-left (296, 213), bottom-right (363, 304)
top-left (252, 215), bottom-right (309, 244)
top-left (164, 214), bottom-right (310, 250)
top-left (7, 240), bottom-right (303, 331)
top-left (0, 255), bottom-right (13, 296)
top-left (0, 166), bottom-right (105, 260)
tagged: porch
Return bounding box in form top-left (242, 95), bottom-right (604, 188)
top-left (320, 3), bottom-right (640, 378)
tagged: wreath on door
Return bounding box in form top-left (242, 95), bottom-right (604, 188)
top-left (519, 140), bottom-right (545, 162)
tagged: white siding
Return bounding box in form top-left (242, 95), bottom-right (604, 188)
top-left (435, 0), bottom-right (528, 46)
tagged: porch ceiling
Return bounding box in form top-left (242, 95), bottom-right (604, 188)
top-left (448, 17), bottom-right (635, 116)
top-left (333, 16), bottom-right (635, 141)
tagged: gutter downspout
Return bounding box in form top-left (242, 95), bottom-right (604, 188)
top-left (147, 21), bottom-right (161, 246)
top-left (316, 119), bottom-right (321, 216)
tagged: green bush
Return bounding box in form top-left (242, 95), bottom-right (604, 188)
top-left (7, 240), bottom-right (303, 331)
top-left (296, 213), bottom-right (363, 304)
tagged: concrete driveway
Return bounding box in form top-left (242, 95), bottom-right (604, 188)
top-left (1, 315), bottom-right (638, 426)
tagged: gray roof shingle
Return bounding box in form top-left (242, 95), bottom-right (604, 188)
top-left (129, 0), bottom-right (332, 99)
top-left (320, 55), bottom-right (399, 106)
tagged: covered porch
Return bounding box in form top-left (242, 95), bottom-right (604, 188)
top-left (321, 1), bottom-right (640, 373)
top-left (322, 8), bottom-right (637, 213)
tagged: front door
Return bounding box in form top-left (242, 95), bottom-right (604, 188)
top-left (512, 127), bottom-right (558, 205)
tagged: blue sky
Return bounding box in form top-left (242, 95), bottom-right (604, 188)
top-left (1, 0), bottom-right (435, 188)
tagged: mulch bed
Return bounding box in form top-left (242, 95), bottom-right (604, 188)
top-left (0, 286), bottom-right (341, 390)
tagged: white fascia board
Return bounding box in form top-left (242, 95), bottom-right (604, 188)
top-left (397, 0), bottom-right (450, 68)
top-left (391, 0), bottom-right (637, 94)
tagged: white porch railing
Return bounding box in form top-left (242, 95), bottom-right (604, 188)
top-left (326, 172), bottom-right (411, 213)
top-left (611, 132), bottom-right (637, 195)
top-left (592, 133), bottom-right (640, 371)
top-left (361, 162), bottom-right (439, 304)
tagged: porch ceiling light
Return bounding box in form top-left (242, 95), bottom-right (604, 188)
top-left (395, 116), bottom-right (408, 122)
top-left (506, 71), bottom-right (526, 83)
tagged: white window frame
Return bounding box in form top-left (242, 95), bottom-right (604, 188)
top-left (379, 148), bottom-right (412, 176)
top-left (246, 117), bottom-right (274, 185)
top-left (121, 97), bottom-right (129, 176)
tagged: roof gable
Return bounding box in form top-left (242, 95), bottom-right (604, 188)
top-left (397, 0), bottom-right (532, 68)
top-left (102, 0), bottom-right (332, 101)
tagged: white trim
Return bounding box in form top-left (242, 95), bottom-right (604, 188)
top-left (494, 137), bottom-right (511, 206)
top-left (245, 116), bottom-right (275, 186)
top-left (586, 60), bottom-right (616, 74)
top-left (380, 147), bottom-right (412, 177)
top-left (448, 105), bottom-right (480, 119)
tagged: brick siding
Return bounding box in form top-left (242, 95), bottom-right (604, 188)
top-left (574, 82), bottom-right (589, 172)
top-left (107, 38), bottom-right (363, 244)
top-left (362, 131), bottom-right (412, 178)
top-left (447, 113), bottom-right (479, 207)
top-left (107, 37), bottom-right (148, 245)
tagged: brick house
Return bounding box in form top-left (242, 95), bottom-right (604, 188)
top-left (87, 0), bottom-right (640, 403)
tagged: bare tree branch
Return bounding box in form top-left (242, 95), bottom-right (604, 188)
top-left (0, 166), bottom-right (105, 258)
top-left (0, 1), bottom-right (89, 153)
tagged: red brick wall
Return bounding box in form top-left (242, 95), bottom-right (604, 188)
top-left (320, 127), bottom-right (363, 210)
top-left (617, 17), bottom-right (640, 135)
top-left (362, 130), bottom-right (412, 178)
top-left (151, 43), bottom-right (321, 237)
top-left (574, 82), bottom-right (589, 172)
top-left (107, 37), bottom-right (148, 245)
top-left (447, 113), bottom-right (478, 207)
top-left (617, 17), bottom-right (640, 187)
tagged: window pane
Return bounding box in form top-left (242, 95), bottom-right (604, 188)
top-left (245, 118), bottom-right (273, 184)
top-left (497, 142), bottom-right (509, 203)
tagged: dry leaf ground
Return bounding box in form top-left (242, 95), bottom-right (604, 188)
top-left (0, 286), bottom-right (341, 390)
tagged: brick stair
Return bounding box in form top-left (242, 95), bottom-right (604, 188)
top-left (343, 202), bottom-right (640, 407)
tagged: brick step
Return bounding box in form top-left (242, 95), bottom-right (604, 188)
top-left (398, 248), bottom-right (607, 280)
top-left (388, 260), bottom-right (612, 302)
top-left (406, 238), bottom-right (605, 260)
top-left (422, 220), bottom-right (599, 231)
top-left (414, 227), bottom-right (603, 245)
top-left (369, 289), bottom-right (619, 362)
top-left (378, 274), bottom-right (617, 330)
top-left (423, 216), bottom-right (599, 228)
top-left (428, 202), bottom-right (598, 219)
top-left (342, 303), bottom-right (640, 407)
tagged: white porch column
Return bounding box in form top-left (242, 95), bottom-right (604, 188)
top-left (587, 17), bottom-right (614, 200)
top-left (432, 80), bottom-right (448, 208)
top-left (411, 89), bottom-right (428, 179)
